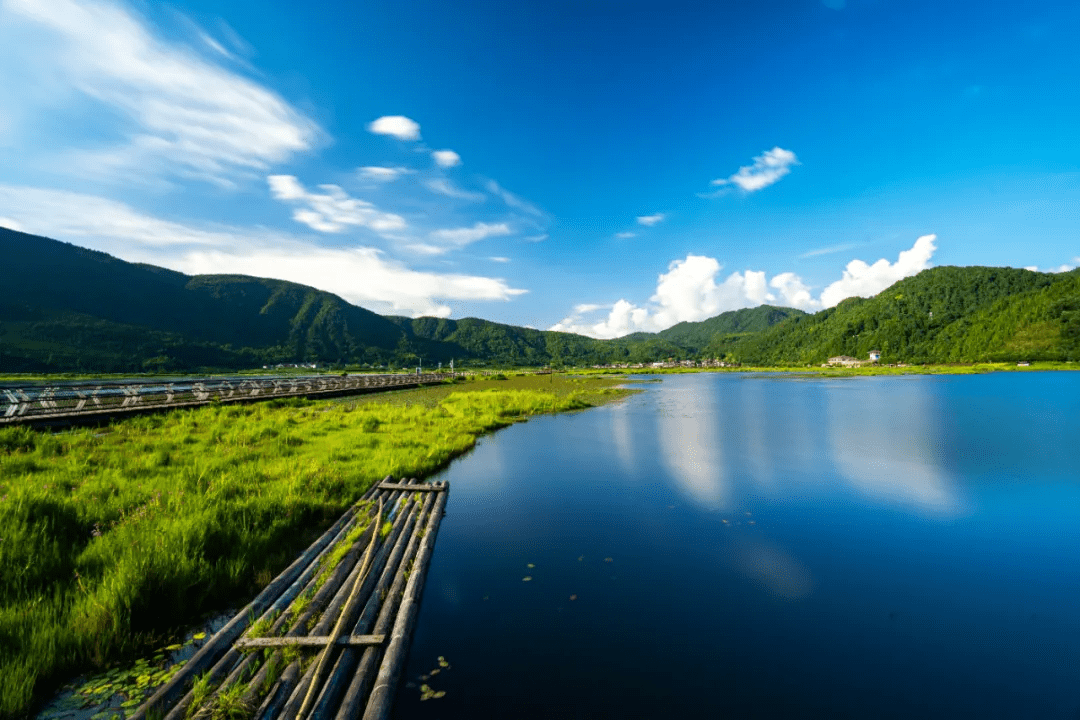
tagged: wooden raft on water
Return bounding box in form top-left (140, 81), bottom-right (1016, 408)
top-left (130, 477), bottom-right (449, 720)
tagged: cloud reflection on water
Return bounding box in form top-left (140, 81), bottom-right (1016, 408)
top-left (728, 537), bottom-right (814, 600)
top-left (825, 378), bottom-right (959, 514)
top-left (655, 382), bottom-right (732, 508)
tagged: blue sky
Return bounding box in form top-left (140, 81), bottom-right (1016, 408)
top-left (1, 0), bottom-right (1078, 337)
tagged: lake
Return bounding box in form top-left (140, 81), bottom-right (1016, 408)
top-left (394, 372), bottom-right (1080, 719)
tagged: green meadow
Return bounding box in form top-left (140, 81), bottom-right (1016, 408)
top-left (0, 374), bottom-right (633, 718)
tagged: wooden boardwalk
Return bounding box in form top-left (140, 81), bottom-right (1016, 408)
top-left (0, 373), bottom-right (447, 427)
top-left (130, 477), bottom-right (449, 720)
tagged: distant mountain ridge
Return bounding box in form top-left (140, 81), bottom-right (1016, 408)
top-left (2, 227), bottom-right (1078, 372)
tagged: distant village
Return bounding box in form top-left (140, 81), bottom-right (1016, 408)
top-left (590, 351), bottom-right (887, 370)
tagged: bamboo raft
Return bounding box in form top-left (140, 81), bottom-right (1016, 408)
top-left (130, 477), bottom-right (449, 720)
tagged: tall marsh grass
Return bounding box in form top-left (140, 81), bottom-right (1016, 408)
top-left (0, 380), bottom-right (627, 718)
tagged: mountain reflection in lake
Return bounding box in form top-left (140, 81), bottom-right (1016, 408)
top-left (395, 372), bottom-right (1080, 719)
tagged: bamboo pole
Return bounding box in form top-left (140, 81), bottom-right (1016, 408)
top-left (331, 492), bottom-right (434, 719)
top-left (296, 497), bottom-right (383, 717)
top-left (360, 482), bottom-right (449, 720)
top-left (308, 496), bottom-right (427, 717)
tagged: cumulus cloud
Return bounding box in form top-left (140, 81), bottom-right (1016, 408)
top-left (358, 166), bottom-right (411, 182)
top-left (636, 213), bottom-right (665, 227)
top-left (1, 0), bottom-right (319, 185)
top-left (0, 216), bottom-right (23, 231)
top-left (711, 147), bottom-right (799, 193)
top-left (615, 231), bottom-right (636, 239)
top-left (429, 222), bottom-right (511, 248)
top-left (267, 175), bottom-right (406, 234)
top-left (425, 178), bottom-right (486, 202)
top-left (0, 183), bottom-right (525, 317)
top-left (367, 115), bottom-right (421, 141)
top-left (819, 234), bottom-right (936, 308)
top-left (551, 235), bottom-right (939, 338)
top-left (432, 149), bottom-right (461, 168)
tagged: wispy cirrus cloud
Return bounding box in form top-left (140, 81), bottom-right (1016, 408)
top-left (485, 180), bottom-right (544, 217)
top-left (705, 147), bottom-right (799, 195)
top-left (0, 183), bottom-right (525, 318)
top-left (798, 242), bottom-right (860, 258)
top-left (429, 222), bottom-right (512, 248)
top-left (358, 166), bottom-right (412, 182)
top-left (615, 231), bottom-right (636, 239)
top-left (267, 175), bottom-right (406, 234)
top-left (425, 178), bottom-right (487, 202)
top-left (551, 235), bottom-right (938, 338)
top-left (0, 0), bottom-right (320, 185)
top-left (367, 115), bottom-right (421, 141)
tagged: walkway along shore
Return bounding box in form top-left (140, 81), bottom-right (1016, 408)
top-left (1, 373), bottom-right (448, 428)
top-left (129, 476), bottom-right (449, 720)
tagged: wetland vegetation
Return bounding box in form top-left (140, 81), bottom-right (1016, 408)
top-left (0, 373), bottom-right (633, 718)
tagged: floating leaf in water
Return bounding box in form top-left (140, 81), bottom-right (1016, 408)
top-left (432, 690), bottom-right (446, 699)
top-left (604, 557), bottom-right (613, 563)
top-left (578, 555), bottom-right (584, 562)
top-left (192, 632), bottom-right (206, 641)
top-left (438, 657), bottom-right (449, 668)
top-left (569, 594), bottom-right (577, 601)
top-left (527, 563), bottom-right (535, 568)
top-left (721, 519), bottom-right (729, 524)
top-left (430, 668), bottom-right (440, 676)
top-left (420, 674), bottom-right (429, 681)
top-left (522, 576), bottom-right (532, 582)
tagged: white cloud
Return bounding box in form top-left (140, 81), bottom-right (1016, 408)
top-left (367, 115), bottom-right (421, 141)
top-left (432, 149), bottom-right (461, 168)
top-left (551, 235), bottom-right (938, 338)
top-left (425, 178), bottom-right (486, 202)
top-left (267, 175), bottom-right (406, 234)
top-left (0, 183), bottom-right (525, 318)
top-left (769, 272), bottom-right (820, 311)
top-left (711, 147), bottom-right (799, 193)
top-left (1051, 263), bottom-right (1076, 273)
top-left (798, 243), bottom-right (860, 259)
top-left (0, 216), bottom-right (23, 231)
top-left (358, 166), bottom-right (411, 182)
top-left (180, 246), bottom-right (524, 318)
top-left (485, 180), bottom-right (543, 216)
top-left (1023, 266), bottom-right (1039, 272)
top-left (637, 213), bottom-right (665, 227)
top-left (489, 256), bottom-right (510, 263)
top-left (819, 234), bottom-right (936, 308)
top-left (429, 222), bottom-right (511, 247)
top-left (615, 231), bottom-right (636, 239)
top-left (2, 0), bottom-right (319, 184)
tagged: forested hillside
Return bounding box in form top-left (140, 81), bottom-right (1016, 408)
top-left (2, 227), bottom-right (1078, 372)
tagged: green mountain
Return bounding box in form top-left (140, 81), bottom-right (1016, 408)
top-left (730, 266), bottom-right (1080, 364)
top-left (3, 227), bottom-right (1078, 372)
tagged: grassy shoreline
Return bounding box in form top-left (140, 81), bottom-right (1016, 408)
top-left (1, 374), bottom-right (634, 719)
top-left (577, 360), bottom-right (1078, 376)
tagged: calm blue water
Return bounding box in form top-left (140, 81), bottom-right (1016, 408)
top-left (394, 372), bottom-right (1080, 719)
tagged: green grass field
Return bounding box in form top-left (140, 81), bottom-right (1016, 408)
top-left (0, 374), bottom-right (633, 718)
